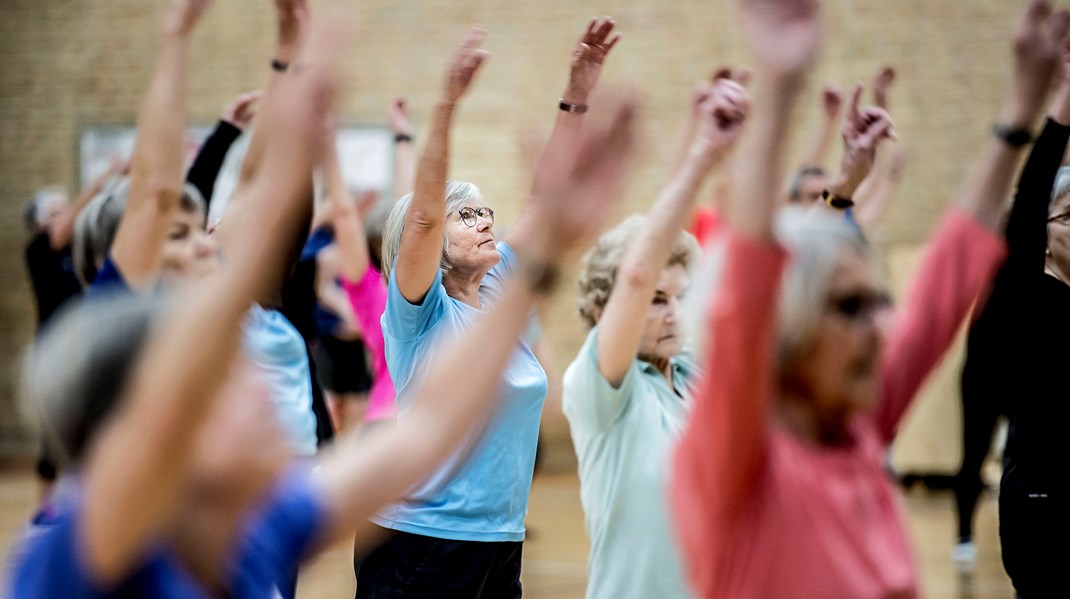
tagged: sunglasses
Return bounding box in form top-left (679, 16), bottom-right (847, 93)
top-left (827, 291), bottom-right (892, 322)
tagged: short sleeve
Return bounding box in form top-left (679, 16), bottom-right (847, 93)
top-left (86, 255), bottom-right (132, 299)
top-left (383, 263), bottom-right (450, 340)
top-left (7, 511), bottom-right (107, 599)
top-left (562, 327), bottom-right (639, 434)
top-left (231, 470), bottom-right (326, 595)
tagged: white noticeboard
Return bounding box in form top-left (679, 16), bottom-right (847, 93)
top-left (79, 124), bottom-right (395, 224)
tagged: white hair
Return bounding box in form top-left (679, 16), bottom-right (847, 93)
top-left (380, 180), bottom-right (483, 283)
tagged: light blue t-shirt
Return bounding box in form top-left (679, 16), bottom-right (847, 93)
top-left (375, 242), bottom-right (547, 542)
top-left (562, 327), bottom-right (699, 599)
top-left (244, 306), bottom-right (318, 457)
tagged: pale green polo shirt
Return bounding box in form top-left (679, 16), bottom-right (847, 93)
top-left (563, 327), bottom-right (699, 599)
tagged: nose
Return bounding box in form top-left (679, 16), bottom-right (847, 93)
top-left (194, 230), bottom-right (216, 258)
top-left (664, 297), bottom-right (680, 326)
top-left (477, 216), bottom-right (493, 232)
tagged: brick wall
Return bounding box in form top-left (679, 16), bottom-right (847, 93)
top-left (0, 0), bottom-right (1024, 460)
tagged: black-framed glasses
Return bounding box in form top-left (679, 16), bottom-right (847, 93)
top-left (454, 206), bottom-right (495, 227)
top-left (827, 291), bottom-right (892, 322)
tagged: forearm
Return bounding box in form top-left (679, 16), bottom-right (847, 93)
top-left (325, 143), bottom-right (372, 281)
top-left (393, 140), bottom-right (416, 199)
top-left (1004, 117), bottom-right (1070, 269)
top-left (955, 98), bottom-right (1044, 231)
top-left (731, 76), bottom-right (803, 239)
top-left (409, 102), bottom-right (454, 224)
top-left (51, 166), bottom-right (118, 249)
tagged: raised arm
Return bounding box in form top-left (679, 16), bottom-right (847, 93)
top-left (673, 0), bottom-right (821, 533)
top-left (49, 158), bottom-right (127, 251)
top-left (873, 0), bottom-right (1068, 440)
top-left (596, 79), bottom-right (748, 385)
top-left (107, 0), bottom-right (210, 290)
top-left (393, 27), bottom-right (487, 302)
top-left (78, 32), bottom-right (334, 586)
top-left (822, 83), bottom-right (897, 210)
top-left (315, 93), bottom-right (638, 549)
top-left (1001, 37), bottom-right (1070, 278)
top-left (389, 98), bottom-right (416, 199)
top-left (184, 91), bottom-right (260, 207)
top-left (506, 17), bottom-right (620, 252)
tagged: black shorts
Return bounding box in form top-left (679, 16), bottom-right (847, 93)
top-left (355, 528), bottom-right (522, 598)
top-left (314, 336), bottom-right (373, 395)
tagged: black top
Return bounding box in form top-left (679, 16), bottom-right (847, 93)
top-left (963, 118), bottom-right (1070, 494)
top-left (24, 232), bottom-right (82, 328)
top-left (185, 119), bottom-right (242, 210)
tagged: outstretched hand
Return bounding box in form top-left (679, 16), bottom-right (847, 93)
top-left (566, 17), bottom-right (622, 103)
top-left (833, 83), bottom-right (896, 196)
top-left (444, 27), bottom-right (489, 105)
top-left (741, 0), bottom-right (822, 80)
top-left (530, 90), bottom-right (639, 255)
top-left (388, 98), bottom-right (414, 136)
top-left (694, 78), bottom-right (750, 152)
top-left (275, 0), bottom-right (310, 46)
top-left (223, 91), bottom-right (262, 130)
top-left (1010, 0), bottom-right (1070, 116)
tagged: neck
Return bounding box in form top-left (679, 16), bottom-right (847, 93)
top-left (1045, 256), bottom-right (1070, 286)
top-left (639, 354), bottom-right (673, 385)
top-left (170, 493), bottom-right (249, 592)
top-left (775, 385), bottom-right (852, 446)
top-left (442, 266), bottom-right (487, 308)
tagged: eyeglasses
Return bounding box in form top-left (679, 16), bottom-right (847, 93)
top-left (454, 206), bottom-right (495, 227)
top-left (827, 291), bottom-right (892, 322)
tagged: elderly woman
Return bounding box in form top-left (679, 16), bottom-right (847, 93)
top-left (956, 35), bottom-right (1070, 594)
top-left (356, 18), bottom-right (622, 597)
top-left (670, 1), bottom-right (1060, 597)
top-left (9, 12), bottom-right (639, 597)
top-left (561, 78), bottom-right (746, 599)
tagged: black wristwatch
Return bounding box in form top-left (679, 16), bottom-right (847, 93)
top-left (992, 124), bottom-right (1033, 147)
top-left (823, 189), bottom-right (855, 210)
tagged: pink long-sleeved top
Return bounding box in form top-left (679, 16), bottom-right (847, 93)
top-left (670, 210), bottom-right (1005, 598)
top-left (341, 266), bottom-right (396, 422)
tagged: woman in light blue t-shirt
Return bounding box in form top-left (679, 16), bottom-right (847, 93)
top-left (356, 17), bottom-right (627, 598)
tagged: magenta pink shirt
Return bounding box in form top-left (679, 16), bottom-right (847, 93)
top-left (670, 210), bottom-right (1005, 599)
top-left (341, 266), bottom-right (396, 422)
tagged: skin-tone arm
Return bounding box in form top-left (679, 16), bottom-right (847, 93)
top-left (389, 98), bottom-right (416, 199)
top-left (506, 17), bottom-right (620, 253)
top-left (107, 0), bottom-right (210, 290)
top-left (823, 84), bottom-right (897, 205)
top-left (853, 143), bottom-right (906, 235)
top-left (953, 0), bottom-right (1068, 231)
top-left (78, 30), bottom-right (335, 586)
top-left (48, 158), bottom-right (128, 251)
top-left (394, 27), bottom-right (488, 303)
top-left (596, 79), bottom-right (748, 386)
top-left (315, 92), bottom-right (639, 549)
top-left (798, 83), bottom-right (844, 169)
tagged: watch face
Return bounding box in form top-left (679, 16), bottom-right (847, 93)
top-left (1007, 130), bottom-right (1031, 145)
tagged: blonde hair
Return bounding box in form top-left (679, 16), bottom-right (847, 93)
top-left (576, 214), bottom-right (701, 329)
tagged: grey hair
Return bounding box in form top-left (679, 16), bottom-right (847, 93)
top-left (20, 292), bottom-right (166, 471)
top-left (787, 166), bottom-right (827, 202)
top-left (380, 180), bottom-right (483, 283)
top-left (1052, 166), bottom-right (1070, 210)
top-left (72, 177), bottom-right (207, 287)
top-left (24, 186), bottom-right (68, 232)
top-left (685, 207), bottom-right (874, 371)
top-left (576, 214), bottom-right (701, 329)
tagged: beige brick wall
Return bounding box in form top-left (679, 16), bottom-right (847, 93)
top-left (0, 0), bottom-right (1024, 461)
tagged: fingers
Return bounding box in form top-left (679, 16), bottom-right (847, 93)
top-left (1018, 0), bottom-right (1053, 43)
top-left (856, 109), bottom-right (897, 147)
top-left (459, 25), bottom-right (487, 51)
top-left (1051, 8), bottom-right (1070, 44)
top-left (604, 32), bottom-right (622, 52)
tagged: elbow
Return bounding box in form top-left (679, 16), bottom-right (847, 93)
top-left (617, 260), bottom-right (659, 291)
top-left (145, 180), bottom-right (183, 212)
top-left (406, 207), bottom-right (442, 233)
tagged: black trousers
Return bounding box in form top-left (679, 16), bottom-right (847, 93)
top-left (999, 488), bottom-right (1068, 597)
top-left (953, 371), bottom-right (1005, 540)
top-left (355, 528), bottom-right (523, 599)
